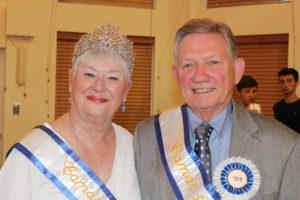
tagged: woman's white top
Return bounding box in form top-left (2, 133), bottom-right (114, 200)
top-left (0, 123), bottom-right (141, 200)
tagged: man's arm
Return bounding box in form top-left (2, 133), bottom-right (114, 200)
top-left (133, 123), bottom-right (142, 185)
top-left (278, 135), bottom-right (300, 199)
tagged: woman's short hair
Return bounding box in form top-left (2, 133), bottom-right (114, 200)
top-left (71, 24), bottom-right (135, 81)
top-left (72, 48), bottom-right (132, 82)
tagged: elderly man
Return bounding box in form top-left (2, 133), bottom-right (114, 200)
top-left (134, 18), bottom-right (299, 200)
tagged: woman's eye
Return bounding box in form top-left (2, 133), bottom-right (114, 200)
top-left (109, 76), bottom-right (119, 81)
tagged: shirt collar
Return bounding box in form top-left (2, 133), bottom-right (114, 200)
top-left (187, 102), bottom-right (233, 137)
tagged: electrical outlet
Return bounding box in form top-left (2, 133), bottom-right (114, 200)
top-left (13, 103), bottom-right (20, 115)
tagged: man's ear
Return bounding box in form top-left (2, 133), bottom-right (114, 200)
top-left (69, 69), bottom-right (73, 93)
top-left (234, 58), bottom-right (245, 84)
top-left (172, 65), bottom-right (180, 83)
top-left (236, 90), bottom-right (241, 97)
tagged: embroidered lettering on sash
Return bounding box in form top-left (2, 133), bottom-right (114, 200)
top-left (156, 106), bottom-right (220, 199)
top-left (63, 161), bottom-right (100, 200)
top-left (12, 126), bottom-right (117, 200)
top-left (171, 139), bottom-right (197, 191)
top-left (193, 195), bottom-right (210, 200)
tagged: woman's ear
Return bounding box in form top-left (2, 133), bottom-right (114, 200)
top-left (123, 81), bottom-right (132, 102)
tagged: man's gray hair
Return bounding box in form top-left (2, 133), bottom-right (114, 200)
top-left (174, 18), bottom-right (238, 63)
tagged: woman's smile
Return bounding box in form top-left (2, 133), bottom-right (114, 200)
top-left (87, 95), bottom-right (109, 103)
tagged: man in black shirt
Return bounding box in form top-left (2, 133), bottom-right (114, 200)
top-left (273, 68), bottom-right (300, 133)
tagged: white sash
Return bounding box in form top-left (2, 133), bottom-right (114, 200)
top-left (9, 125), bottom-right (116, 200)
top-left (155, 105), bottom-right (220, 200)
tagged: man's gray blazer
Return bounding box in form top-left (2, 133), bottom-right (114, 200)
top-left (134, 102), bottom-right (300, 200)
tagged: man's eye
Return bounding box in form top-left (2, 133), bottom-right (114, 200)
top-left (183, 63), bottom-right (192, 68)
top-left (84, 73), bottom-right (95, 77)
top-left (208, 60), bottom-right (219, 65)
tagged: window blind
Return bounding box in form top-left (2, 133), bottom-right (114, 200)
top-left (207, 0), bottom-right (289, 8)
top-left (233, 34), bottom-right (288, 117)
top-left (59, 0), bottom-right (154, 9)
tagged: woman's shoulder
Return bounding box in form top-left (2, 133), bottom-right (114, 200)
top-left (112, 123), bottom-right (133, 139)
top-left (0, 148), bottom-right (45, 192)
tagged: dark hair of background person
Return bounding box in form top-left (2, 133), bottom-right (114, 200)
top-left (237, 75), bottom-right (258, 91)
top-left (278, 68), bottom-right (299, 82)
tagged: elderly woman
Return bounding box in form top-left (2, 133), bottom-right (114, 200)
top-left (0, 24), bottom-right (140, 200)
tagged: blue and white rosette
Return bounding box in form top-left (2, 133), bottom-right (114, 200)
top-left (213, 157), bottom-right (260, 200)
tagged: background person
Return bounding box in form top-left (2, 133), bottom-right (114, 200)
top-left (134, 18), bottom-right (300, 200)
top-left (273, 67), bottom-right (300, 134)
top-left (0, 24), bottom-right (141, 200)
top-left (236, 75), bottom-right (261, 113)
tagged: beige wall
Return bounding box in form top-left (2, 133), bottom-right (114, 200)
top-left (0, 0), bottom-right (300, 163)
top-left (0, 0), bottom-right (6, 165)
top-left (0, 49), bottom-right (4, 162)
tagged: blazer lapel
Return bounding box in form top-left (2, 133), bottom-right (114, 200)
top-left (229, 102), bottom-right (261, 162)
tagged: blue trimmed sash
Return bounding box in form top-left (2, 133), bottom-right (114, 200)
top-left (155, 105), bottom-right (220, 200)
top-left (7, 125), bottom-right (116, 200)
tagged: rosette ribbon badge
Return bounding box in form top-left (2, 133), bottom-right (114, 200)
top-left (213, 157), bottom-right (261, 200)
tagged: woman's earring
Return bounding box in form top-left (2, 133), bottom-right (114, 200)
top-left (69, 97), bottom-right (71, 103)
top-left (122, 102), bottom-right (126, 112)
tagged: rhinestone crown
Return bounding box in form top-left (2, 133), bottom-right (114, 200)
top-left (72, 24), bottom-right (135, 72)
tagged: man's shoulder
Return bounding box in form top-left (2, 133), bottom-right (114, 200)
top-left (136, 105), bottom-right (184, 131)
top-left (273, 99), bottom-right (285, 108)
top-left (134, 115), bottom-right (157, 138)
top-left (244, 108), bottom-right (299, 140)
top-left (235, 103), bottom-right (297, 135)
top-left (137, 115), bottom-right (157, 128)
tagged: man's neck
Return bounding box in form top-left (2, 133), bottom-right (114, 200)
top-left (284, 92), bottom-right (299, 103)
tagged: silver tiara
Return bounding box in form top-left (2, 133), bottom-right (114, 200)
top-left (72, 24), bottom-right (135, 72)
